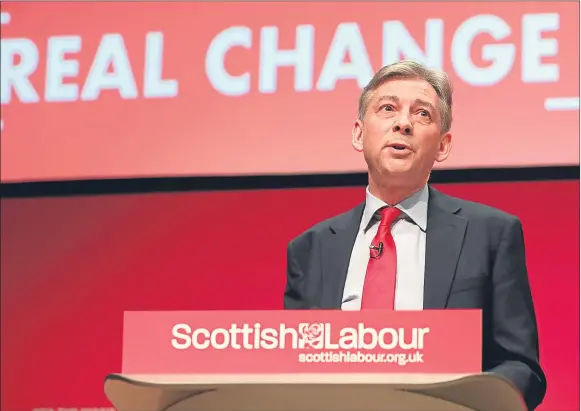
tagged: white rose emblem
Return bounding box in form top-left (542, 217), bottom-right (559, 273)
top-left (298, 323), bottom-right (324, 349)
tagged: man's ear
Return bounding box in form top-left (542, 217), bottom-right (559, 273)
top-left (435, 132), bottom-right (452, 163)
top-left (352, 120), bottom-right (364, 152)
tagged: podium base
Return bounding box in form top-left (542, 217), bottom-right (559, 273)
top-left (104, 373), bottom-right (526, 411)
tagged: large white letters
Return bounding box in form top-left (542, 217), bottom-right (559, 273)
top-left (1, 26), bottom-right (178, 107)
top-left (45, 36), bottom-right (82, 102)
top-left (317, 23), bottom-right (373, 91)
top-left (81, 33), bottom-right (138, 100)
top-left (205, 26), bottom-right (252, 96)
top-left (0, 38), bottom-right (40, 104)
top-left (522, 13), bottom-right (559, 83)
top-left (383, 19), bottom-right (444, 69)
top-left (451, 14), bottom-right (515, 86)
top-left (1, 12), bottom-right (565, 109)
top-left (207, 12), bottom-right (562, 95)
top-left (259, 25), bottom-right (315, 93)
top-left (144, 32), bottom-right (179, 98)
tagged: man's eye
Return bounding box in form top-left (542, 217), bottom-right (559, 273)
top-left (418, 110), bottom-right (430, 117)
top-left (381, 105), bottom-right (394, 111)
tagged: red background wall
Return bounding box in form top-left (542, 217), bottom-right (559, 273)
top-left (1, 180), bottom-right (579, 411)
top-left (1, 2), bottom-right (579, 182)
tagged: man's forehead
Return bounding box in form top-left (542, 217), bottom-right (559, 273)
top-left (370, 78), bottom-right (438, 104)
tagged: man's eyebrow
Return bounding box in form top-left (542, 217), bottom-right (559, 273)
top-left (375, 95), bottom-right (399, 105)
top-left (414, 98), bottom-right (437, 113)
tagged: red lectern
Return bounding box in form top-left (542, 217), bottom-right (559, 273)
top-left (104, 310), bottom-right (527, 411)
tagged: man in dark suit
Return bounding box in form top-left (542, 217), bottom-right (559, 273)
top-left (283, 60), bottom-right (546, 410)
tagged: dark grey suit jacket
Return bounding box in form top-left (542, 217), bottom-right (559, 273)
top-left (284, 185), bottom-right (546, 411)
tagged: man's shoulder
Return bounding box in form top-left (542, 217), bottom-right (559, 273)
top-left (432, 187), bottom-right (521, 227)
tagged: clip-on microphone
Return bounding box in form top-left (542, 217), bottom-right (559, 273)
top-left (369, 242), bottom-right (384, 259)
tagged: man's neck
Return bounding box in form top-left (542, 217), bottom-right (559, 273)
top-left (368, 176), bottom-right (427, 206)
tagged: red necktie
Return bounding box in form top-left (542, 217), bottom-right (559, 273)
top-left (361, 207), bottom-right (401, 310)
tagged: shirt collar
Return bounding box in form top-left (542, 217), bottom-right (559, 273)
top-left (362, 185), bottom-right (429, 232)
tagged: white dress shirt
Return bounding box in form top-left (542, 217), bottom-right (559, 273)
top-left (341, 185), bottom-right (429, 311)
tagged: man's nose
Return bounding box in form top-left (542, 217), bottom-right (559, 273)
top-left (392, 115), bottom-right (413, 135)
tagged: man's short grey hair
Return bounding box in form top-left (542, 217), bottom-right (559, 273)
top-left (358, 60), bottom-right (454, 133)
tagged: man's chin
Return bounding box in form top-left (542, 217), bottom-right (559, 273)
top-left (379, 163), bottom-right (414, 176)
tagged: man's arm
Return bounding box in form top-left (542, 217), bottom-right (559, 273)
top-left (489, 216), bottom-right (547, 411)
top-left (284, 241), bottom-right (308, 309)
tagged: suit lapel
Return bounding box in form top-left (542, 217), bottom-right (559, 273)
top-left (423, 187), bottom-right (468, 309)
top-left (320, 202), bottom-right (364, 309)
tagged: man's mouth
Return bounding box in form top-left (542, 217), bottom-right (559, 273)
top-left (387, 143), bottom-right (411, 151)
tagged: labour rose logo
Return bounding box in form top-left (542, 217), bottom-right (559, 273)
top-left (298, 323), bottom-right (324, 349)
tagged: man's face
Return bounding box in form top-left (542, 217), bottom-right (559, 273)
top-left (352, 78), bottom-right (452, 185)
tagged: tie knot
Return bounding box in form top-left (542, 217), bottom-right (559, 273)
top-left (378, 207), bottom-right (401, 227)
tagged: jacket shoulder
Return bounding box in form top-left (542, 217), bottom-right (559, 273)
top-left (433, 187), bottom-right (522, 229)
top-left (453, 196), bottom-right (520, 223)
